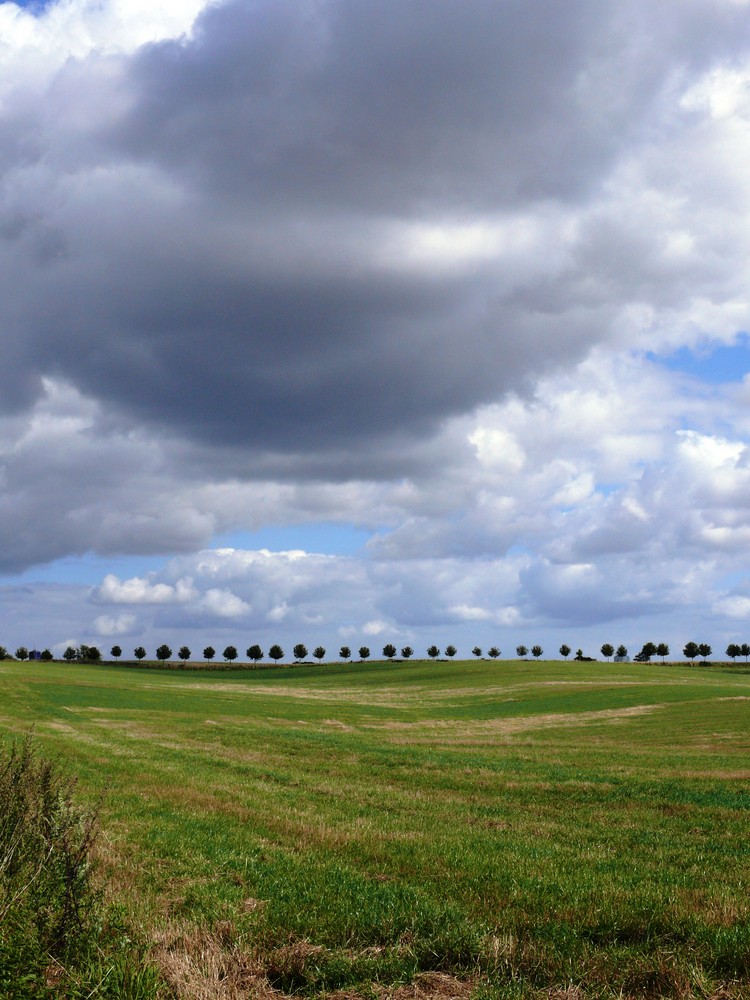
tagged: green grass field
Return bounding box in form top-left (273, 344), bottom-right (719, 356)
top-left (1, 657), bottom-right (749, 998)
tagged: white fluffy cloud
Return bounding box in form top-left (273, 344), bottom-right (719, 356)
top-left (92, 612), bottom-right (136, 637)
top-left (94, 574), bottom-right (197, 605)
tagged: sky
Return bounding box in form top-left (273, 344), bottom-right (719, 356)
top-left (3, 0), bottom-right (750, 661)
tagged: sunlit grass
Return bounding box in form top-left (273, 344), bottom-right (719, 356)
top-left (1, 657), bottom-right (748, 997)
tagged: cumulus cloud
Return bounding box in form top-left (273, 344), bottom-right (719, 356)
top-left (361, 620), bottom-right (389, 637)
top-left (6, 345), bottom-right (750, 654)
top-left (93, 573), bottom-right (197, 605)
top-left (2, 0), bottom-right (750, 460)
top-left (199, 588), bottom-right (250, 618)
top-left (91, 612), bottom-right (136, 637)
top-left (3, 0), bottom-right (750, 654)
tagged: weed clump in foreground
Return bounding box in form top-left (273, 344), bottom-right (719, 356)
top-left (0, 735), bottom-right (162, 998)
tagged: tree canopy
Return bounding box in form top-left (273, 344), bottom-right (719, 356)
top-left (683, 642), bottom-right (699, 661)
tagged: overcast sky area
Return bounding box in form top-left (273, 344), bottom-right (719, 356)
top-left (3, 0), bottom-right (750, 661)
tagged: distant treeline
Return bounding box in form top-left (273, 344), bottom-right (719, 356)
top-left (3, 639), bottom-right (749, 667)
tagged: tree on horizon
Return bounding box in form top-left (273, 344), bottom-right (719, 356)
top-left (683, 641), bottom-right (699, 662)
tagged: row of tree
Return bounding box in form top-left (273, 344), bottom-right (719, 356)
top-left (4, 640), bottom-right (746, 664)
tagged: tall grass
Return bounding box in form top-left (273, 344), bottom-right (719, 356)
top-left (0, 735), bottom-right (162, 999)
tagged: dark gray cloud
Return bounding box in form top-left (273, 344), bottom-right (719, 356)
top-left (3, 0), bottom-right (749, 461)
top-left (114, 0), bottom-right (608, 211)
top-left (112, 0), bottom-right (748, 211)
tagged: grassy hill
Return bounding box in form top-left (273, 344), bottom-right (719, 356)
top-left (1, 657), bottom-right (748, 998)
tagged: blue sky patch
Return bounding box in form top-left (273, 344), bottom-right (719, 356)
top-left (1, 0), bottom-right (48, 10)
top-left (2, 523), bottom-right (372, 587)
top-left (648, 334), bottom-right (750, 384)
top-left (3, 552), bottom-right (172, 587)
top-left (212, 523), bottom-right (371, 556)
top-left (2, 0), bottom-right (52, 9)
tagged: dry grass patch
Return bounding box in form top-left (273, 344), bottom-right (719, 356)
top-left (43, 718), bottom-right (141, 756)
top-left (139, 780), bottom-right (258, 823)
top-left (543, 989), bottom-right (585, 1000)
top-left (374, 705), bottom-right (663, 745)
top-left (377, 972), bottom-right (475, 1000)
top-left (151, 930), bottom-right (478, 1000)
top-left (318, 973), bottom-right (476, 1000)
top-left (151, 923), bottom-right (280, 1000)
top-left (673, 769), bottom-right (750, 779)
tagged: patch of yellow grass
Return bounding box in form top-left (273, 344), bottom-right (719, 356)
top-left (367, 705), bottom-right (663, 744)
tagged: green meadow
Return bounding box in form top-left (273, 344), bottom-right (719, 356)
top-left (1, 657), bottom-right (749, 999)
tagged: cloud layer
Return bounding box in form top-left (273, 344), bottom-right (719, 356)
top-left (2, 0), bottom-right (750, 653)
